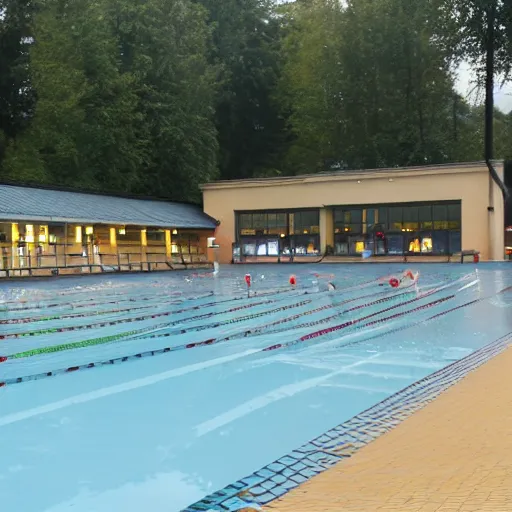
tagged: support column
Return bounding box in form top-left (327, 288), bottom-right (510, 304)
top-left (165, 229), bottom-right (172, 259)
top-left (11, 223), bottom-right (19, 269)
top-left (140, 229), bottom-right (147, 269)
top-left (319, 208), bottom-right (334, 255)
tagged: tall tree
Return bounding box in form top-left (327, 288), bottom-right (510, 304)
top-left (196, 0), bottom-right (289, 179)
top-left (104, 0), bottom-right (219, 201)
top-left (277, 0), bottom-right (344, 174)
top-left (0, 0), bottom-right (35, 167)
top-left (3, 0), bottom-right (218, 202)
top-left (437, 0), bottom-right (511, 199)
top-left (2, 0), bottom-right (143, 189)
top-left (278, 0), bottom-right (462, 172)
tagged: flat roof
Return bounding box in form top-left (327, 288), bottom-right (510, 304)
top-left (201, 161), bottom-right (499, 190)
top-left (0, 183), bottom-right (217, 229)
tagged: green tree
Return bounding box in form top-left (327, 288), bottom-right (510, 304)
top-left (107, 0), bottom-right (219, 201)
top-left (195, 0), bottom-right (289, 180)
top-left (0, 0), bottom-right (35, 168)
top-left (279, 0), bottom-right (465, 173)
top-left (2, 0), bottom-right (142, 189)
top-left (277, 0), bottom-right (344, 174)
top-left (437, 0), bottom-right (512, 199)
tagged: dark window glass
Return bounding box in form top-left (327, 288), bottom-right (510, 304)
top-left (346, 223), bottom-right (361, 233)
top-left (433, 205), bottom-right (447, 220)
top-left (375, 238), bottom-right (386, 255)
top-left (403, 206), bottom-right (419, 231)
top-left (335, 241), bottom-right (349, 254)
top-left (433, 205), bottom-right (448, 229)
top-left (447, 204), bottom-right (461, 229)
top-left (418, 206), bottom-right (432, 221)
top-left (433, 231), bottom-right (449, 254)
top-left (387, 234), bottom-right (404, 254)
top-left (253, 213), bottom-right (266, 230)
top-left (349, 209), bottom-right (362, 224)
top-left (388, 207), bottom-right (403, 231)
top-left (378, 207), bottom-right (388, 228)
top-left (334, 209), bottom-right (344, 224)
top-left (366, 209), bottom-right (376, 225)
top-left (239, 214), bottom-right (252, 229)
top-left (276, 213), bottom-right (287, 228)
top-left (334, 233), bottom-right (349, 255)
top-left (293, 210), bottom-right (319, 234)
top-left (449, 231), bottom-right (461, 253)
top-left (447, 204), bottom-right (461, 220)
top-left (146, 230), bottom-right (165, 242)
top-left (403, 206), bottom-right (419, 222)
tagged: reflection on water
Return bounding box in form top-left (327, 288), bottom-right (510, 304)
top-left (0, 263), bottom-right (511, 512)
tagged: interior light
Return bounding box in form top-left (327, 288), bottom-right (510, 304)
top-left (85, 226), bottom-right (94, 235)
top-left (110, 228), bottom-right (117, 247)
top-left (172, 229), bottom-right (178, 235)
top-left (25, 225), bottom-right (35, 243)
top-left (118, 227), bottom-right (126, 235)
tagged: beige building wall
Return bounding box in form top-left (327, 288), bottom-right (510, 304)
top-left (202, 162), bottom-right (506, 263)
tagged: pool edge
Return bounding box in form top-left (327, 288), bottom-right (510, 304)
top-left (181, 331), bottom-right (512, 512)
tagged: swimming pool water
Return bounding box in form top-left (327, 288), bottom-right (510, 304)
top-left (0, 264), bottom-right (511, 512)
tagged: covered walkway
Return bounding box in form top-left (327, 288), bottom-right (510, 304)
top-left (0, 183), bottom-right (217, 277)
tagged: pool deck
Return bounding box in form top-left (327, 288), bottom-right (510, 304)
top-left (263, 345), bottom-right (512, 512)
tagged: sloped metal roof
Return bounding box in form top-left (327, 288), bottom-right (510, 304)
top-left (0, 184), bottom-right (217, 229)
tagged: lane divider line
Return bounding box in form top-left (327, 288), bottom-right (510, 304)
top-left (0, 276), bottom-right (480, 387)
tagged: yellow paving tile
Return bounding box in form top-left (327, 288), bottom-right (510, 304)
top-left (264, 345), bottom-right (512, 512)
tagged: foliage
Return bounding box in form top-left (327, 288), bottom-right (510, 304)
top-left (195, 0), bottom-right (289, 180)
top-left (0, 0), bottom-right (35, 163)
top-left (0, 0), bottom-right (511, 199)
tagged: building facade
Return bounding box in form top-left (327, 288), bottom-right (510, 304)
top-left (0, 184), bottom-right (217, 277)
top-left (202, 162), bottom-right (507, 264)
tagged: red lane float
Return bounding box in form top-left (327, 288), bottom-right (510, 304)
top-left (3, 280), bottom-right (503, 388)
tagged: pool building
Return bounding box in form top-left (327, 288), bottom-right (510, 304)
top-left (0, 183), bottom-right (217, 277)
top-left (202, 161), bottom-right (510, 264)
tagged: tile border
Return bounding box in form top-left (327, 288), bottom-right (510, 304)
top-left (182, 332), bottom-right (512, 511)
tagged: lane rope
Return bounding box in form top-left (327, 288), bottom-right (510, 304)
top-left (0, 275), bottom-right (479, 386)
top-left (0, 299), bottom-right (313, 361)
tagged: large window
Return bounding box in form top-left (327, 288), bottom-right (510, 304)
top-left (333, 202), bottom-right (461, 256)
top-left (236, 210), bottom-right (320, 257)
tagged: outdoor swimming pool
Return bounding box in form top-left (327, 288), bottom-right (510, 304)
top-left (0, 264), bottom-right (511, 512)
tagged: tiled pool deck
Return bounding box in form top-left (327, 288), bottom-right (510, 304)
top-left (264, 341), bottom-right (512, 512)
top-left (184, 332), bottom-right (512, 512)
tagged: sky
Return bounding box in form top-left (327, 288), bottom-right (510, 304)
top-left (456, 62), bottom-right (512, 113)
